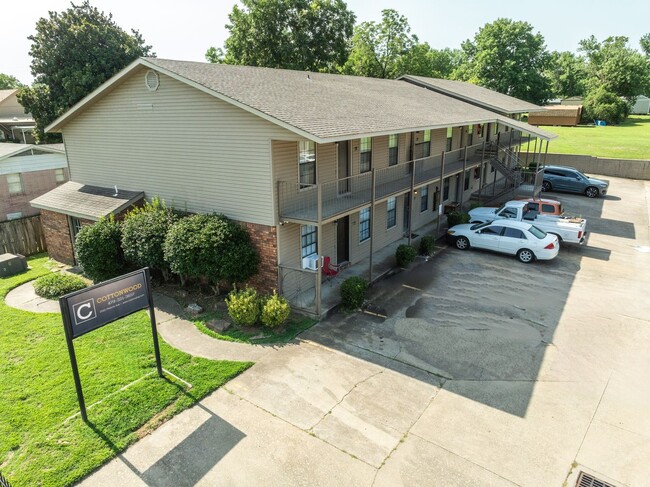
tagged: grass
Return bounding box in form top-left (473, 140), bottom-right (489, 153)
top-left (0, 255), bottom-right (252, 486)
top-left (533, 115), bottom-right (650, 160)
top-left (192, 310), bottom-right (317, 344)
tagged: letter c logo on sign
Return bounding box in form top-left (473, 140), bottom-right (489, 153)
top-left (72, 299), bottom-right (96, 326)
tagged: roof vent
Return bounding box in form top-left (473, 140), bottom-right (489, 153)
top-left (145, 70), bottom-right (159, 92)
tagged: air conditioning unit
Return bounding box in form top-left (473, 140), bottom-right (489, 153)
top-left (302, 254), bottom-right (320, 271)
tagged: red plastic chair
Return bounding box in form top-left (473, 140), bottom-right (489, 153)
top-left (322, 256), bottom-right (340, 277)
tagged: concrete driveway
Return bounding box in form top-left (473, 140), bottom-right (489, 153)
top-left (82, 176), bottom-right (650, 487)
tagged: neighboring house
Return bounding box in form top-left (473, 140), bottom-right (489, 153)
top-left (0, 143), bottom-right (68, 221)
top-left (560, 96), bottom-right (584, 106)
top-left (631, 95), bottom-right (650, 115)
top-left (32, 57), bottom-right (555, 314)
top-left (528, 105), bottom-right (582, 126)
top-left (0, 89), bottom-right (35, 143)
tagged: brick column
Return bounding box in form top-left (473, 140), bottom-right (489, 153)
top-left (40, 210), bottom-right (75, 265)
top-left (238, 221), bottom-right (278, 294)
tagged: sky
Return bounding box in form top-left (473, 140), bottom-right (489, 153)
top-left (2, 0), bottom-right (649, 84)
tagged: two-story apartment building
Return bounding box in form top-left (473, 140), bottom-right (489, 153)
top-left (1, 143), bottom-right (68, 221)
top-left (32, 58), bottom-right (554, 314)
top-left (0, 89), bottom-right (36, 143)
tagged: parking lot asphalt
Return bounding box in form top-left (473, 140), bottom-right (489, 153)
top-left (82, 176), bottom-right (650, 487)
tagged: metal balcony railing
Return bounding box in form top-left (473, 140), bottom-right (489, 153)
top-left (277, 141), bottom-right (520, 223)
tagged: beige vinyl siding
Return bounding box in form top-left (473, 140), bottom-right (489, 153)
top-left (62, 67), bottom-right (302, 226)
top-left (399, 133), bottom-right (410, 163)
top-left (411, 184), bottom-right (438, 230)
top-left (431, 128), bottom-right (446, 155)
top-left (317, 143), bottom-right (337, 182)
top-left (372, 136), bottom-right (389, 170)
top-left (0, 92), bottom-right (24, 118)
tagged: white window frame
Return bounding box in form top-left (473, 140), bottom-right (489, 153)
top-left (300, 225), bottom-right (317, 258)
top-left (388, 134), bottom-right (399, 166)
top-left (359, 207), bottom-right (371, 242)
top-left (299, 140), bottom-right (316, 187)
top-left (360, 137), bottom-right (372, 173)
top-left (420, 186), bottom-right (429, 212)
top-left (446, 127), bottom-right (453, 151)
top-left (386, 197), bottom-right (397, 229)
top-left (7, 173), bottom-right (23, 196)
top-left (423, 129), bottom-right (431, 157)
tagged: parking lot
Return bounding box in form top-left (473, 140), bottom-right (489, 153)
top-left (84, 175), bottom-right (650, 486)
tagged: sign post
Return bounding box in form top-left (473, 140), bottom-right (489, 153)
top-left (59, 268), bottom-right (161, 421)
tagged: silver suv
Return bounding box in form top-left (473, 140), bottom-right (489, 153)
top-left (541, 165), bottom-right (608, 198)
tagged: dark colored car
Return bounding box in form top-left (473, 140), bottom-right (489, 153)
top-left (541, 165), bottom-right (608, 198)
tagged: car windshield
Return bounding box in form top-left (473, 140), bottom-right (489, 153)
top-left (470, 222), bottom-right (492, 231)
top-left (576, 171), bottom-right (588, 179)
top-left (528, 225), bottom-right (547, 239)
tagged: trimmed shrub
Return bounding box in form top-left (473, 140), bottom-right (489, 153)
top-left (121, 198), bottom-right (178, 279)
top-left (340, 276), bottom-right (368, 310)
top-left (446, 211), bottom-right (470, 228)
top-left (33, 273), bottom-right (87, 299)
top-left (225, 287), bottom-right (260, 326)
top-left (419, 236), bottom-right (436, 256)
top-left (75, 216), bottom-right (125, 282)
top-left (260, 291), bottom-right (291, 328)
top-left (396, 244), bottom-right (417, 267)
top-left (163, 213), bottom-right (259, 289)
top-left (582, 86), bottom-right (629, 124)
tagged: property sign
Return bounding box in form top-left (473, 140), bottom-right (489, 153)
top-left (61, 270), bottom-right (149, 338)
top-left (59, 268), bottom-right (162, 421)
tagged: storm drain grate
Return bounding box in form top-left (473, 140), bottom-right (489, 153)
top-left (577, 472), bottom-right (615, 487)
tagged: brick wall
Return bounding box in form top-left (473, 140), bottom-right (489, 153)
top-left (40, 209), bottom-right (75, 265)
top-left (1, 168), bottom-right (69, 221)
top-left (239, 221), bottom-right (278, 293)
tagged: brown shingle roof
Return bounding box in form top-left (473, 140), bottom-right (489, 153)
top-left (141, 58), bottom-right (510, 141)
top-left (30, 181), bottom-right (143, 221)
top-left (400, 76), bottom-right (541, 114)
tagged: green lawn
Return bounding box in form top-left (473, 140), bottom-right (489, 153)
top-left (0, 255), bottom-right (252, 487)
top-left (538, 115), bottom-right (650, 160)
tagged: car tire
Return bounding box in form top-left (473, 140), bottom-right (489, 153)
top-left (585, 186), bottom-right (599, 198)
top-left (517, 248), bottom-right (535, 263)
top-left (541, 181), bottom-right (552, 192)
top-left (455, 236), bottom-right (470, 250)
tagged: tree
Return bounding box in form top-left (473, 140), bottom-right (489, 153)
top-left (207, 0), bottom-right (355, 72)
top-left (544, 51), bottom-right (588, 98)
top-left (18, 1), bottom-right (153, 142)
top-left (453, 18), bottom-right (551, 104)
top-left (582, 86), bottom-right (629, 124)
top-left (641, 33), bottom-right (650, 58)
top-left (579, 35), bottom-right (650, 101)
top-left (0, 74), bottom-right (24, 90)
top-left (397, 45), bottom-right (462, 79)
top-left (342, 9), bottom-right (416, 78)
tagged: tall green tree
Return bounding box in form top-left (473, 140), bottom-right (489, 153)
top-left (207, 0), bottom-right (355, 72)
top-left (640, 33), bottom-right (650, 58)
top-left (342, 9), bottom-right (418, 78)
top-left (579, 35), bottom-right (650, 100)
top-left (0, 74), bottom-right (24, 90)
top-left (544, 51), bottom-right (588, 98)
top-left (18, 1), bottom-right (153, 142)
top-left (453, 18), bottom-right (551, 104)
top-left (398, 45), bottom-right (462, 79)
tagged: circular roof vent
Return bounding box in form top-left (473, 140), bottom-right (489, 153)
top-left (145, 70), bottom-right (159, 92)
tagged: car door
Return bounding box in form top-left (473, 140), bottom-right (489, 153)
top-left (498, 227), bottom-right (528, 255)
top-left (567, 170), bottom-right (588, 193)
top-left (550, 169), bottom-right (571, 191)
top-left (473, 224), bottom-right (503, 251)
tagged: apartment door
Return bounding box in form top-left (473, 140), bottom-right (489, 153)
top-left (403, 192), bottom-right (411, 233)
top-left (486, 123), bottom-right (492, 142)
top-left (337, 216), bottom-right (350, 262)
top-left (337, 141), bottom-right (350, 195)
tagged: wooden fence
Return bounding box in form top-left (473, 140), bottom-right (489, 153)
top-left (0, 215), bottom-right (47, 256)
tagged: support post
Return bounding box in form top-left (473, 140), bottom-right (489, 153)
top-left (145, 267), bottom-right (163, 378)
top-left (316, 184), bottom-right (322, 316)
top-left (478, 141), bottom-right (486, 203)
top-left (459, 145), bottom-right (468, 208)
top-left (61, 307), bottom-right (87, 422)
top-left (369, 169), bottom-right (376, 283)
top-left (408, 159), bottom-right (416, 245)
top-left (436, 151), bottom-right (446, 237)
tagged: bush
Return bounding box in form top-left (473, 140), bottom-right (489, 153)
top-left (121, 198), bottom-right (178, 279)
top-left (75, 216), bottom-right (125, 282)
top-left (163, 213), bottom-right (259, 289)
top-left (418, 236), bottom-right (436, 256)
top-left (33, 273), bottom-right (87, 299)
top-left (225, 287), bottom-right (260, 326)
top-left (396, 244), bottom-right (417, 267)
top-left (340, 276), bottom-right (368, 310)
top-left (583, 86), bottom-right (629, 124)
top-left (260, 291), bottom-right (291, 328)
top-left (446, 211), bottom-right (470, 228)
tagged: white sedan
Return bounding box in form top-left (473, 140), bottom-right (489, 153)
top-left (447, 219), bottom-right (559, 263)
